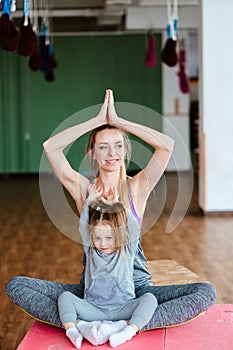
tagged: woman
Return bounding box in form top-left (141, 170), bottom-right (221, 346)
top-left (6, 89), bottom-right (216, 331)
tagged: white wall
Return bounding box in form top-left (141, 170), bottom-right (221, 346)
top-left (126, 1), bottom-right (233, 212)
top-left (126, 6), bottom-right (198, 30)
top-left (199, 0), bottom-right (233, 211)
top-left (162, 30), bottom-right (191, 171)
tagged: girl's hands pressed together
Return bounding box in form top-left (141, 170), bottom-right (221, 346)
top-left (87, 184), bottom-right (103, 202)
top-left (101, 187), bottom-right (119, 205)
top-left (88, 183), bottom-right (119, 205)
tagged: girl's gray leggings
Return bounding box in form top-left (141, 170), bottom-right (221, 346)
top-left (58, 291), bottom-right (157, 330)
top-left (5, 276), bottom-right (216, 331)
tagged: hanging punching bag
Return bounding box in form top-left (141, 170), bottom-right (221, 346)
top-left (0, 0), bottom-right (20, 51)
top-left (145, 33), bottom-right (156, 68)
top-left (177, 41), bottom-right (190, 94)
top-left (161, 0), bottom-right (178, 67)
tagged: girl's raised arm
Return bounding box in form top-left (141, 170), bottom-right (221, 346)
top-left (43, 90), bottom-right (109, 214)
top-left (108, 90), bottom-right (174, 216)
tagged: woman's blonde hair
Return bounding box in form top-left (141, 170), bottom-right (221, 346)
top-left (86, 125), bottom-right (131, 208)
top-left (88, 200), bottom-right (128, 255)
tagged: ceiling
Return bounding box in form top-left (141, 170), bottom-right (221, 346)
top-left (11, 0), bottom-right (198, 34)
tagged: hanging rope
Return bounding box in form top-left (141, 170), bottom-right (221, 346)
top-left (38, 0), bottom-right (58, 82)
top-left (23, 0), bottom-right (29, 25)
top-left (11, 0), bottom-right (16, 12)
top-left (166, 0), bottom-right (178, 41)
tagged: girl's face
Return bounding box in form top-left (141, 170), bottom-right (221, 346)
top-left (93, 129), bottom-right (126, 172)
top-left (92, 223), bottom-right (115, 254)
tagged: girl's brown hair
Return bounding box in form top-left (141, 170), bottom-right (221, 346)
top-left (86, 125), bottom-right (131, 208)
top-left (88, 200), bottom-right (128, 255)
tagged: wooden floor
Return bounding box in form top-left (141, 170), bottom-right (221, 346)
top-left (1, 173), bottom-right (233, 350)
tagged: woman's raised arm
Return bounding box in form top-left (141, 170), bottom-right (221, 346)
top-left (108, 90), bottom-right (174, 215)
top-left (43, 90), bottom-right (109, 213)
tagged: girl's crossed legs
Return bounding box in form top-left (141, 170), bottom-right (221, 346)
top-left (58, 291), bottom-right (157, 347)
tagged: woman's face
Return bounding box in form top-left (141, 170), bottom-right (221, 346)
top-left (93, 129), bottom-right (126, 172)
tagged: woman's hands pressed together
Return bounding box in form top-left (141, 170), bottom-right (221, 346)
top-left (107, 89), bottom-right (120, 126)
top-left (96, 88), bottom-right (120, 126)
top-left (95, 89), bottom-right (109, 125)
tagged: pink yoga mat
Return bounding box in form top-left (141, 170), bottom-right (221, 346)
top-left (17, 322), bottom-right (165, 349)
top-left (17, 304), bottom-right (233, 350)
top-left (165, 304), bottom-right (233, 350)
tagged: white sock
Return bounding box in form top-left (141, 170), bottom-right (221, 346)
top-left (77, 320), bottom-right (101, 346)
top-left (98, 320), bottom-right (127, 345)
top-left (66, 327), bottom-right (83, 348)
top-left (109, 325), bottom-right (136, 348)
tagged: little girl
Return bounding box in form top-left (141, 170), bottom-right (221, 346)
top-left (58, 184), bottom-right (157, 348)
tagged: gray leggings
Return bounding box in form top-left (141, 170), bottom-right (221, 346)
top-left (58, 291), bottom-right (157, 330)
top-left (5, 276), bottom-right (216, 331)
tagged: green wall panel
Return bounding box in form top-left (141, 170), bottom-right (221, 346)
top-left (0, 51), bottom-right (21, 172)
top-left (0, 34), bottom-right (162, 173)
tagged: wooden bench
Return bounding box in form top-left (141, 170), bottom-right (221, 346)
top-left (147, 259), bottom-right (207, 285)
